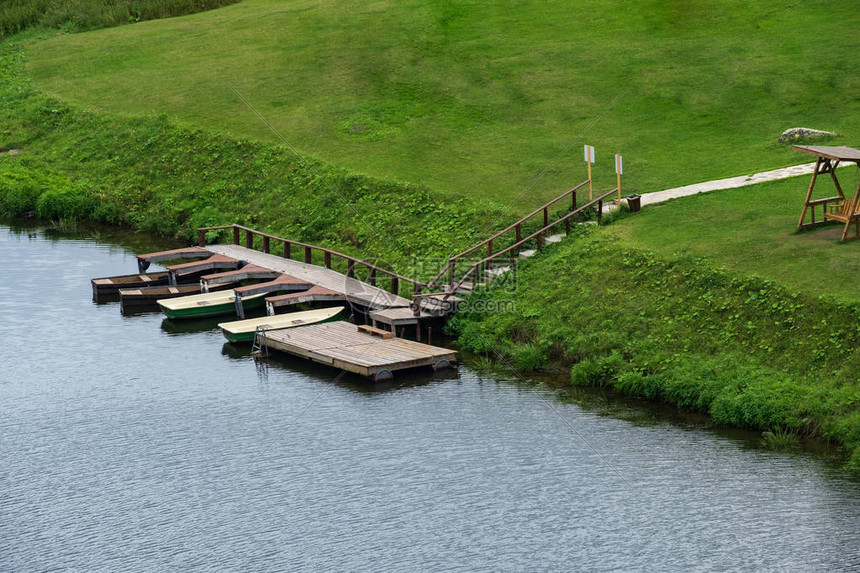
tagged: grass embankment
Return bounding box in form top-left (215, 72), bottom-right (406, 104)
top-left (0, 0), bottom-right (240, 39)
top-left (614, 175), bottom-right (860, 301)
top-left (0, 38), bottom-right (508, 281)
top-left (450, 186), bottom-right (860, 471)
top-left (21, 0), bottom-right (860, 208)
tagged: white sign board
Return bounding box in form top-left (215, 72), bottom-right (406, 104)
top-left (583, 145), bottom-right (595, 164)
top-left (615, 154), bottom-right (623, 175)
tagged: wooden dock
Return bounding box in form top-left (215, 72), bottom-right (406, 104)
top-left (261, 321), bottom-right (456, 381)
top-left (205, 244), bottom-right (412, 311)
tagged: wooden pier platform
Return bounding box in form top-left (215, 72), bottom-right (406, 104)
top-left (261, 321), bottom-right (457, 381)
top-left (205, 244), bottom-right (412, 311)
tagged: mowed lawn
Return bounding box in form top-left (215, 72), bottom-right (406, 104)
top-left (23, 0), bottom-right (860, 211)
top-left (611, 168), bottom-right (860, 301)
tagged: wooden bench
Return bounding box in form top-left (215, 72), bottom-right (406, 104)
top-left (357, 324), bottom-right (395, 339)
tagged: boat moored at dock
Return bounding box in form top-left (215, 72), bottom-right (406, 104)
top-left (91, 272), bottom-right (169, 298)
top-left (157, 290), bottom-right (268, 319)
top-left (218, 306), bottom-right (344, 343)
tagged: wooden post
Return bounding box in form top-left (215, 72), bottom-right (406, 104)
top-left (197, 229), bottom-right (206, 247)
top-left (584, 145), bottom-right (595, 201)
top-left (572, 190), bottom-right (577, 210)
top-left (488, 239), bottom-right (493, 258)
top-left (598, 200), bottom-right (603, 225)
top-left (324, 251), bottom-right (331, 269)
top-left (448, 259), bottom-right (455, 290)
top-left (245, 230), bottom-right (253, 249)
top-left (390, 276), bottom-right (399, 295)
top-left (841, 186), bottom-right (860, 242)
top-left (233, 226), bottom-right (240, 245)
top-left (615, 154), bottom-right (623, 204)
top-left (798, 158), bottom-right (823, 229)
top-left (537, 233), bottom-right (544, 250)
top-left (347, 258), bottom-right (355, 278)
top-left (516, 224), bottom-right (522, 243)
top-left (262, 236), bottom-right (270, 254)
top-left (368, 267), bottom-right (377, 286)
top-left (284, 242), bottom-right (291, 259)
top-left (304, 246), bottom-right (312, 264)
top-left (543, 207), bottom-right (549, 227)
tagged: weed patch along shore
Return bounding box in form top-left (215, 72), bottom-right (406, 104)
top-left (449, 225), bottom-right (860, 472)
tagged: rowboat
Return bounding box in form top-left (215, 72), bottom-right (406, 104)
top-left (120, 284), bottom-right (202, 308)
top-left (91, 272), bottom-right (168, 297)
top-left (157, 290), bottom-right (267, 319)
top-left (218, 306), bottom-right (344, 343)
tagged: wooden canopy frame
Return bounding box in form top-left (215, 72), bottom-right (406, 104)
top-left (795, 145), bottom-right (860, 241)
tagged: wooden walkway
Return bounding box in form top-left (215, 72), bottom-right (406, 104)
top-left (261, 321), bottom-right (456, 380)
top-left (205, 244), bottom-right (412, 311)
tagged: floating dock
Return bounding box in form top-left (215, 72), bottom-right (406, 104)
top-left (261, 321), bottom-right (457, 381)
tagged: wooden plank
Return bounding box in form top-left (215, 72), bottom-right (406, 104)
top-left (357, 324), bottom-right (394, 339)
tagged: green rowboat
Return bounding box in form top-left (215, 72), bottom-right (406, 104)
top-left (157, 290), bottom-right (267, 319)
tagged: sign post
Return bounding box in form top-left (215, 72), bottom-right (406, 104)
top-left (615, 154), bottom-right (623, 204)
top-left (584, 145), bottom-right (595, 200)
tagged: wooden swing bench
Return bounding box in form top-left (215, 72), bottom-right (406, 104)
top-left (794, 145), bottom-right (860, 242)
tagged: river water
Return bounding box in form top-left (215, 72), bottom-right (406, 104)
top-left (1, 222), bottom-right (858, 572)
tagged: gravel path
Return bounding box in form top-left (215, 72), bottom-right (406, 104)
top-left (640, 162), bottom-right (823, 206)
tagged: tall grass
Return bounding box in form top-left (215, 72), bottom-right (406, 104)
top-left (0, 0), bottom-right (240, 39)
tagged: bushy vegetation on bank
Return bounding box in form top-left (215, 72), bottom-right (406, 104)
top-left (449, 226), bottom-right (860, 471)
top-left (0, 39), bottom-right (509, 278)
top-left (0, 0), bottom-right (240, 39)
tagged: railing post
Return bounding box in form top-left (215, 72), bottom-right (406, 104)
top-left (245, 230), bottom-right (253, 249)
top-left (262, 236), bottom-right (270, 254)
top-left (598, 200), bottom-right (603, 225)
top-left (324, 251), bottom-right (331, 269)
top-left (572, 190), bottom-right (577, 210)
top-left (197, 229), bottom-right (206, 247)
top-left (537, 233), bottom-right (544, 250)
top-left (390, 276), bottom-right (399, 295)
top-left (543, 207), bottom-right (549, 228)
top-left (448, 259), bottom-right (455, 290)
top-left (516, 224), bottom-right (521, 243)
top-left (488, 239), bottom-right (493, 258)
top-left (233, 226), bottom-right (240, 245)
top-left (284, 241), bottom-right (291, 259)
top-left (413, 284), bottom-right (422, 317)
top-left (304, 246), bottom-right (313, 264)
top-left (368, 267), bottom-right (376, 286)
top-left (565, 218), bottom-right (570, 234)
top-left (347, 258), bottom-right (355, 278)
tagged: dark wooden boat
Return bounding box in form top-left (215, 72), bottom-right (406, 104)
top-left (119, 284), bottom-right (204, 308)
top-left (91, 272), bottom-right (169, 298)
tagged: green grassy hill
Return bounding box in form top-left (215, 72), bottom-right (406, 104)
top-left (23, 0), bottom-right (860, 210)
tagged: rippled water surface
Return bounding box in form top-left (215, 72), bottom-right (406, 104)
top-left (1, 223), bottom-right (859, 572)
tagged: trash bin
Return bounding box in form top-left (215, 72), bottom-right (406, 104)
top-left (626, 194), bottom-right (642, 212)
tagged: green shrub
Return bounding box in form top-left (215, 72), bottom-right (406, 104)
top-left (510, 343), bottom-right (546, 372)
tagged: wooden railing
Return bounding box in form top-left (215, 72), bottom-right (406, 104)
top-left (426, 180), bottom-right (590, 290)
top-left (196, 224), bottom-right (426, 296)
top-left (413, 188), bottom-right (618, 313)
